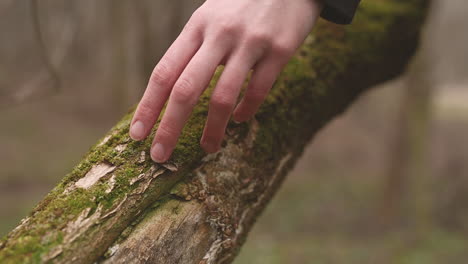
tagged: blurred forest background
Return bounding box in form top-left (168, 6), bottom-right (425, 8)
top-left (1, 0), bottom-right (467, 263)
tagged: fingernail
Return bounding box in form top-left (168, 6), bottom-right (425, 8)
top-left (151, 143), bottom-right (166, 163)
top-left (130, 121), bottom-right (145, 140)
top-left (232, 114), bottom-right (243, 124)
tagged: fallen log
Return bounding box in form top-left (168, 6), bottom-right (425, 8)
top-left (0, 0), bottom-right (428, 263)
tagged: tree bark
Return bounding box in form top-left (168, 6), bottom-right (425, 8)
top-left (0, 1), bottom-right (428, 263)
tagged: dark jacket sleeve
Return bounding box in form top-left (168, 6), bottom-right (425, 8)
top-left (320, 0), bottom-right (361, 25)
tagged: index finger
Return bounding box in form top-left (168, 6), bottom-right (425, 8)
top-left (150, 43), bottom-right (227, 162)
top-left (129, 24), bottom-right (203, 141)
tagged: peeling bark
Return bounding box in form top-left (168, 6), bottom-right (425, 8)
top-left (0, 1), bottom-right (428, 263)
top-left (75, 163), bottom-right (116, 190)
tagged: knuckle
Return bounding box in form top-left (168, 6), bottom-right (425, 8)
top-left (245, 31), bottom-right (272, 48)
top-left (150, 61), bottom-right (174, 87)
top-left (172, 78), bottom-right (197, 104)
top-left (184, 12), bottom-right (204, 38)
top-left (219, 20), bottom-right (239, 35)
top-left (211, 94), bottom-right (234, 114)
top-left (212, 19), bottom-right (242, 41)
top-left (157, 123), bottom-right (177, 139)
top-left (271, 40), bottom-right (295, 57)
top-left (137, 100), bottom-right (156, 118)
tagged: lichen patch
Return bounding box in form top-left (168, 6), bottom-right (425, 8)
top-left (75, 163), bottom-right (116, 189)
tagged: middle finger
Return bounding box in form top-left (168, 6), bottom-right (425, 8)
top-left (150, 43), bottom-right (228, 162)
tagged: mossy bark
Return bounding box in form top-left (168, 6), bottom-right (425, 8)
top-left (0, 0), bottom-right (428, 263)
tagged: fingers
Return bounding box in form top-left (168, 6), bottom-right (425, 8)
top-left (150, 43), bottom-right (227, 162)
top-left (129, 24), bottom-right (203, 141)
top-left (128, 0), bottom-right (320, 164)
top-left (233, 57), bottom-right (284, 123)
top-left (200, 52), bottom-right (255, 153)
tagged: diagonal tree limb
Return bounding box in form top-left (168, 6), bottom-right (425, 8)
top-left (0, 0), bottom-right (429, 263)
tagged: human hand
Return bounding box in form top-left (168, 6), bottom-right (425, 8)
top-left (129, 0), bottom-right (323, 162)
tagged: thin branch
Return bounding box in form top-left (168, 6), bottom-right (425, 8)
top-left (0, 1), bottom-right (77, 109)
top-left (30, 0), bottom-right (60, 92)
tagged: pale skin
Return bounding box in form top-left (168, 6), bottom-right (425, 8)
top-left (130, 0), bottom-right (324, 162)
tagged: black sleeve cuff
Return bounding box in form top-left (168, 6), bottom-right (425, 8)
top-left (320, 0), bottom-right (361, 25)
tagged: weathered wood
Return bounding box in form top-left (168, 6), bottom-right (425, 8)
top-left (0, 1), bottom-right (428, 263)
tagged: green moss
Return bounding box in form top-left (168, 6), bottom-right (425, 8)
top-left (247, 0), bottom-right (426, 165)
top-left (0, 0), bottom-right (427, 262)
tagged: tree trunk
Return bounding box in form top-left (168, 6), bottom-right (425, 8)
top-left (0, 1), bottom-right (428, 263)
top-left (379, 54), bottom-right (434, 229)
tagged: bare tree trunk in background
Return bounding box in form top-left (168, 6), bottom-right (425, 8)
top-left (379, 37), bottom-right (434, 230)
top-left (379, 90), bottom-right (411, 227)
top-left (109, 0), bottom-right (130, 116)
top-left (135, 0), bottom-right (159, 84)
top-left (168, 0), bottom-right (185, 41)
top-left (0, 1), bottom-right (428, 263)
top-left (406, 56), bottom-right (434, 232)
top-left (136, 0), bottom-right (190, 87)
